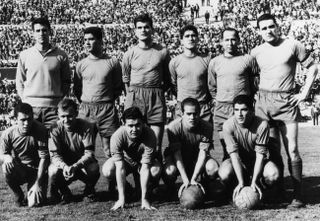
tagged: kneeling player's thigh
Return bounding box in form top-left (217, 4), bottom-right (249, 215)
top-left (102, 158), bottom-right (116, 177)
top-left (163, 154), bottom-right (178, 177)
top-left (204, 157), bottom-right (219, 179)
top-left (263, 161), bottom-right (279, 185)
top-left (218, 159), bottom-right (234, 182)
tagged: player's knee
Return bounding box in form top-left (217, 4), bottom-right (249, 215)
top-left (218, 159), bottom-right (234, 183)
top-left (102, 159), bottom-right (115, 178)
top-left (86, 162), bottom-right (100, 178)
top-left (48, 164), bottom-right (60, 178)
top-left (150, 159), bottom-right (162, 179)
top-left (263, 162), bottom-right (280, 186)
top-left (205, 158), bottom-right (219, 179)
top-left (163, 162), bottom-right (178, 184)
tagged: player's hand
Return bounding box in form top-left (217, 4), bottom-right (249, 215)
top-left (178, 182), bottom-right (190, 198)
top-left (63, 165), bottom-right (75, 180)
top-left (28, 183), bottom-right (43, 205)
top-left (3, 155), bottom-right (14, 173)
top-left (141, 199), bottom-right (157, 210)
top-left (111, 199), bottom-right (125, 211)
top-left (288, 93), bottom-right (305, 107)
top-left (233, 183), bottom-right (244, 201)
top-left (190, 180), bottom-right (206, 194)
top-left (250, 183), bottom-right (262, 200)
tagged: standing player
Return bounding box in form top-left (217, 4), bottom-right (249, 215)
top-left (122, 14), bottom-right (171, 162)
top-left (16, 17), bottom-right (71, 129)
top-left (74, 27), bottom-right (122, 192)
top-left (208, 28), bottom-right (258, 161)
top-left (48, 99), bottom-right (100, 204)
top-left (0, 103), bottom-right (49, 207)
top-left (169, 24), bottom-right (212, 123)
top-left (251, 14), bottom-right (318, 208)
top-left (102, 107), bottom-right (160, 210)
top-left (219, 95), bottom-right (279, 200)
top-left (164, 98), bottom-right (219, 197)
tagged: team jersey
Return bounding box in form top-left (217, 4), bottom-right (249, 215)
top-left (167, 118), bottom-right (213, 167)
top-left (169, 53), bottom-right (211, 102)
top-left (74, 55), bottom-right (123, 103)
top-left (111, 125), bottom-right (155, 168)
top-left (0, 120), bottom-right (48, 167)
top-left (208, 54), bottom-right (257, 102)
top-left (49, 118), bottom-right (96, 169)
top-left (122, 43), bottom-right (171, 89)
top-left (251, 38), bottom-right (314, 92)
top-left (223, 115), bottom-right (269, 166)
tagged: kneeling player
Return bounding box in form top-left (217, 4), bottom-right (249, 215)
top-left (102, 107), bottom-right (161, 210)
top-left (0, 102), bottom-right (49, 207)
top-left (164, 98), bottom-right (218, 197)
top-left (219, 95), bottom-right (279, 200)
top-left (48, 98), bottom-right (100, 204)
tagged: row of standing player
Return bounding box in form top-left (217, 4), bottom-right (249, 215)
top-left (9, 12), bottom-right (319, 209)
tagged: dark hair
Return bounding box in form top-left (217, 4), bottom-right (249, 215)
top-left (84, 26), bottom-right (103, 41)
top-left (58, 98), bottom-right (78, 112)
top-left (180, 25), bottom-right (198, 39)
top-left (233, 95), bottom-right (253, 110)
top-left (221, 27), bottom-right (240, 40)
top-left (134, 14), bottom-right (153, 29)
top-left (32, 17), bottom-right (51, 30)
top-left (181, 97), bottom-right (200, 113)
top-left (257, 14), bottom-right (277, 29)
top-left (122, 106), bottom-right (144, 122)
top-left (14, 102), bottom-right (33, 117)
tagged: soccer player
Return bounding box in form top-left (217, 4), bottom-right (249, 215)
top-left (74, 26), bottom-right (122, 165)
top-left (0, 102), bottom-right (49, 207)
top-left (169, 24), bottom-right (212, 123)
top-left (16, 17), bottom-right (71, 129)
top-left (164, 98), bottom-right (219, 196)
top-left (251, 14), bottom-right (318, 208)
top-left (208, 27), bottom-right (258, 161)
top-left (103, 107), bottom-right (161, 210)
top-left (122, 14), bottom-right (171, 163)
top-left (219, 95), bottom-right (279, 200)
top-left (48, 98), bottom-right (100, 204)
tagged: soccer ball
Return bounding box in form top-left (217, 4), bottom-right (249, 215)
top-left (180, 185), bottom-right (205, 209)
top-left (234, 186), bottom-right (260, 210)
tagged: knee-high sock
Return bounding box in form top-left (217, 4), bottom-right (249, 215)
top-left (289, 159), bottom-right (302, 199)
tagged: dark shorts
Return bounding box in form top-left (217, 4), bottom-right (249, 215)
top-left (125, 86), bottom-right (166, 124)
top-left (33, 106), bottom-right (58, 129)
top-left (78, 102), bottom-right (119, 138)
top-left (175, 101), bottom-right (213, 124)
top-left (214, 101), bottom-right (234, 132)
top-left (255, 90), bottom-right (300, 125)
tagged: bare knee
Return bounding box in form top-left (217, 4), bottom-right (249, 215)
top-left (102, 158), bottom-right (115, 178)
top-left (48, 164), bottom-right (60, 178)
top-left (205, 158), bottom-right (219, 179)
top-left (150, 159), bottom-right (162, 180)
top-left (218, 159), bottom-right (234, 184)
top-left (263, 162), bottom-right (279, 186)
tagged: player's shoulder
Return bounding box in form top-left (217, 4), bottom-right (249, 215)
top-left (254, 116), bottom-right (269, 128)
top-left (167, 118), bottom-right (183, 132)
top-left (223, 116), bottom-right (236, 131)
top-left (1, 125), bottom-right (18, 139)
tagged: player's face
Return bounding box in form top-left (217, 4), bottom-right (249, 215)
top-left (258, 19), bottom-right (279, 43)
top-left (33, 24), bottom-right (50, 45)
top-left (17, 112), bottom-right (33, 134)
top-left (58, 107), bottom-right (77, 131)
top-left (182, 30), bottom-right (198, 50)
top-left (234, 103), bottom-right (251, 126)
top-left (221, 30), bottom-right (239, 55)
top-left (84, 33), bottom-right (102, 54)
top-left (182, 105), bottom-right (200, 129)
top-left (125, 119), bottom-right (143, 140)
top-left (135, 22), bottom-right (153, 41)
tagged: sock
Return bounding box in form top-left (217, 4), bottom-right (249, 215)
top-left (289, 159), bottom-right (303, 199)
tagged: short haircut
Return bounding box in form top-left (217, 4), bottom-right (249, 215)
top-left (122, 106), bottom-right (144, 122)
top-left (221, 27), bottom-right (240, 40)
top-left (134, 14), bottom-right (153, 29)
top-left (180, 25), bottom-right (198, 39)
top-left (32, 17), bottom-right (51, 30)
top-left (181, 97), bottom-right (200, 113)
top-left (84, 26), bottom-right (103, 41)
top-left (233, 95), bottom-right (253, 110)
top-left (257, 13), bottom-right (277, 29)
top-left (14, 102), bottom-right (33, 117)
top-left (58, 98), bottom-right (78, 112)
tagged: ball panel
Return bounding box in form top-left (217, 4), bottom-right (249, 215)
top-left (234, 186), bottom-right (260, 210)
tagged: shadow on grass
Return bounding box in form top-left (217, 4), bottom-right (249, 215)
top-left (302, 176), bottom-right (320, 205)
